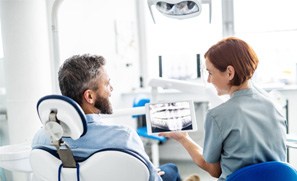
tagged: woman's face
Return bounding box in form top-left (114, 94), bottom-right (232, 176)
top-left (205, 58), bottom-right (231, 96)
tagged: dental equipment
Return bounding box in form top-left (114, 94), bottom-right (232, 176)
top-left (147, 0), bottom-right (212, 23)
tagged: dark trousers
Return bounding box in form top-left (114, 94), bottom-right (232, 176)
top-left (160, 163), bottom-right (181, 181)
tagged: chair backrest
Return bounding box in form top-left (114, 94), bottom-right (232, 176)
top-left (36, 95), bottom-right (87, 140)
top-left (226, 161), bottom-right (297, 181)
top-left (30, 148), bottom-right (150, 181)
top-left (30, 95), bottom-right (150, 181)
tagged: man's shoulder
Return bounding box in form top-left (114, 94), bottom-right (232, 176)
top-left (88, 122), bottom-right (137, 136)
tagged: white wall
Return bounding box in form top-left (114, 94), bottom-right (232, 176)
top-left (0, 0), bottom-right (53, 179)
top-left (0, 0), bottom-right (53, 144)
top-left (55, 0), bottom-right (143, 128)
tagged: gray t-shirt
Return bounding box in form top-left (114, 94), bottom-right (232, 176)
top-left (203, 86), bottom-right (287, 180)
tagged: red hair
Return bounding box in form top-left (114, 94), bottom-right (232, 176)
top-left (204, 37), bottom-right (259, 86)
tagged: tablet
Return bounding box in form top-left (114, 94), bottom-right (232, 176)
top-left (145, 100), bottom-right (197, 134)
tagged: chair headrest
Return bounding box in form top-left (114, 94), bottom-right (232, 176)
top-left (37, 95), bottom-right (87, 140)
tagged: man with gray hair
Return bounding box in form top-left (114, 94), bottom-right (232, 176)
top-left (32, 54), bottom-right (181, 181)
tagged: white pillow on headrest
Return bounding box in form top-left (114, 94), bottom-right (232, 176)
top-left (37, 95), bottom-right (87, 140)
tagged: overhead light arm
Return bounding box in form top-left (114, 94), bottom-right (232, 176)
top-left (202, 0), bottom-right (212, 23)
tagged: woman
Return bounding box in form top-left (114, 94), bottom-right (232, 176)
top-left (160, 37), bottom-right (287, 180)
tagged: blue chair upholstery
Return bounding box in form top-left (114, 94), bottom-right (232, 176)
top-left (226, 161), bottom-right (297, 181)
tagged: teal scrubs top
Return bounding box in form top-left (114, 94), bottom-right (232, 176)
top-left (203, 85), bottom-right (287, 180)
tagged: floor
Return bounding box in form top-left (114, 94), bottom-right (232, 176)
top-left (160, 159), bottom-right (217, 181)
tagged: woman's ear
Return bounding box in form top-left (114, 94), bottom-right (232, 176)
top-left (83, 89), bottom-right (94, 104)
top-left (227, 65), bottom-right (235, 80)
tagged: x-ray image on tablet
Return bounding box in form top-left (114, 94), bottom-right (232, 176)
top-left (145, 100), bottom-right (197, 134)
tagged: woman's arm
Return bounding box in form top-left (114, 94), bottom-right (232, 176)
top-left (159, 132), bottom-right (222, 178)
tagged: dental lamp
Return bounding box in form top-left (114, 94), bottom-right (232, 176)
top-left (147, 0), bottom-right (212, 23)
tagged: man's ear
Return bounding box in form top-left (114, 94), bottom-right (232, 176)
top-left (83, 89), bottom-right (95, 104)
top-left (227, 65), bottom-right (235, 80)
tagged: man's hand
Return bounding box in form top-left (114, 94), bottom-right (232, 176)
top-left (157, 168), bottom-right (165, 176)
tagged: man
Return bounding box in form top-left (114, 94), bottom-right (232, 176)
top-left (32, 54), bottom-right (181, 181)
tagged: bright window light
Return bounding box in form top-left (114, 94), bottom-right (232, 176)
top-left (234, 0), bottom-right (297, 86)
top-left (0, 21), bottom-right (3, 59)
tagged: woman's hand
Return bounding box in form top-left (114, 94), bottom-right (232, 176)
top-left (158, 131), bottom-right (189, 142)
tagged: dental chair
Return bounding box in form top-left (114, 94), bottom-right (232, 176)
top-left (226, 161), bottom-right (297, 181)
top-left (30, 95), bottom-right (150, 181)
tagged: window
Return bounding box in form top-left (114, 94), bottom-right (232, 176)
top-left (0, 20), bottom-right (3, 59)
top-left (234, 0), bottom-right (297, 86)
